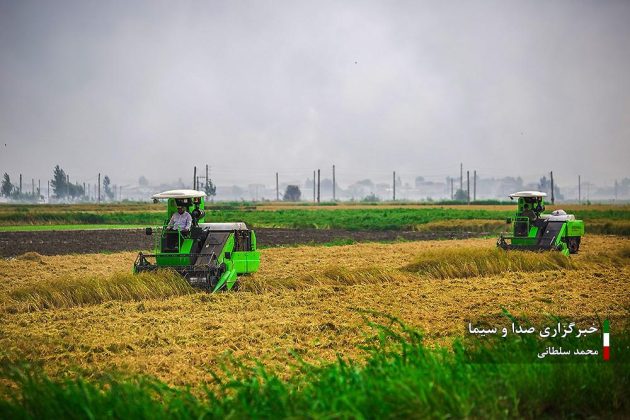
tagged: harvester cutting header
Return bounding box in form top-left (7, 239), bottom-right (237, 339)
top-left (133, 190), bottom-right (260, 291)
top-left (497, 191), bottom-right (584, 256)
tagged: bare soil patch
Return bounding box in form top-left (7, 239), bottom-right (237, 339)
top-left (0, 228), bottom-right (487, 257)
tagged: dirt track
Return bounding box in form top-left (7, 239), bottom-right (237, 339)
top-left (0, 228), bottom-right (488, 257)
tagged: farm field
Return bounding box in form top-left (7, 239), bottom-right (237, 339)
top-left (4, 1), bottom-right (629, 415)
top-left (1, 235), bottom-right (628, 387)
top-left (1, 203), bottom-right (629, 417)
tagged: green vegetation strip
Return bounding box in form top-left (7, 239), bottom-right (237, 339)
top-left (0, 208), bottom-right (512, 230)
top-left (0, 224), bottom-right (146, 232)
top-left (2, 207), bottom-right (629, 233)
top-left (0, 316), bottom-right (627, 419)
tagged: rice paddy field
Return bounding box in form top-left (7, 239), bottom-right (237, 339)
top-left (0, 203), bottom-right (629, 417)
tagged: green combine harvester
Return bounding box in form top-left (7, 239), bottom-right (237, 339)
top-left (497, 191), bottom-right (584, 256)
top-left (133, 190), bottom-right (260, 291)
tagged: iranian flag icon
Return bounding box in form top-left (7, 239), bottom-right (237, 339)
top-left (603, 319), bottom-right (610, 361)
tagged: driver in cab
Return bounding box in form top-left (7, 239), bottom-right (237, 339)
top-left (167, 205), bottom-right (192, 234)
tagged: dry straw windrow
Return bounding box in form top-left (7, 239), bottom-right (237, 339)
top-left (403, 248), bottom-right (577, 279)
top-left (2, 270), bottom-right (194, 313)
top-left (1, 237), bottom-right (628, 313)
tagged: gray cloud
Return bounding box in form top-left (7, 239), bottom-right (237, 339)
top-left (1, 0), bottom-right (629, 189)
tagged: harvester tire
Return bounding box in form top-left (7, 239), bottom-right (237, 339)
top-left (567, 237), bottom-right (580, 254)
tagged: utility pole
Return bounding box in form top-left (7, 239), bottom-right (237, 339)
top-left (473, 170), bottom-right (477, 201)
top-left (31, 178), bottom-right (34, 196)
top-left (19, 173), bottom-right (22, 194)
top-left (393, 171), bottom-right (396, 201)
top-left (460, 163), bottom-right (463, 191)
top-left (550, 171), bottom-right (555, 204)
top-left (466, 170), bottom-right (470, 204)
top-left (317, 169), bottom-right (320, 203)
top-left (206, 164), bottom-right (209, 192)
top-left (332, 164), bottom-right (336, 201)
top-left (83, 182), bottom-right (86, 199)
top-left (450, 178), bottom-right (454, 200)
top-left (38, 179), bottom-right (41, 199)
top-left (578, 175), bottom-right (581, 204)
top-left (98, 173), bottom-right (101, 204)
top-left (193, 166), bottom-right (197, 190)
top-left (276, 172), bottom-right (279, 201)
top-left (196, 176), bottom-right (200, 192)
top-left (313, 170), bottom-right (316, 202)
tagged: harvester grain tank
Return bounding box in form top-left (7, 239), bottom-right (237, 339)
top-left (133, 190), bottom-right (260, 291)
top-left (497, 191), bottom-right (584, 256)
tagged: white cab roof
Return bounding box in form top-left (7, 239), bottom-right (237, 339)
top-left (198, 222), bottom-right (249, 231)
top-left (509, 191), bottom-right (547, 198)
top-left (151, 189), bottom-right (206, 199)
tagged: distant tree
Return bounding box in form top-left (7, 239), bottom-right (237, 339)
top-left (68, 182), bottom-right (85, 199)
top-left (538, 176), bottom-right (550, 193)
top-left (51, 165), bottom-right (68, 199)
top-left (138, 176), bottom-right (149, 186)
top-left (362, 193), bottom-right (380, 202)
top-left (103, 175), bottom-right (114, 200)
top-left (356, 179), bottom-right (374, 188)
top-left (454, 189), bottom-right (467, 201)
top-left (321, 178), bottom-right (333, 191)
top-left (538, 176), bottom-right (564, 200)
top-left (205, 178), bottom-right (217, 197)
top-left (1, 173), bottom-right (13, 197)
top-left (283, 185), bottom-right (301, 201)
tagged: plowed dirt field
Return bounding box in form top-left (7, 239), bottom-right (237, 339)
top-left (0, 228), bottom-right (486, 257)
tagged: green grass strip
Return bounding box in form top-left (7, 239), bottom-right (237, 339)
top-left (0, 208), bottom-right (512, 230)
top-left (0, 315), bottom-right (627, 418)
top-left (0, 224), bottom-right (146, 232)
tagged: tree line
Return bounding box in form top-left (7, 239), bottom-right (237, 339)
top-left (1, 165), bottom-right (114, 202)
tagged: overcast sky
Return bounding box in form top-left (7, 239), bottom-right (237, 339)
top-left (1, 0), bottom-right (629, 188)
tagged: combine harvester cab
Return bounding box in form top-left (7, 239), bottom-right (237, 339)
top-left (133, 190), bottom-right (260, 291)
top-left (497, 191), bottom-right (584, 256)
